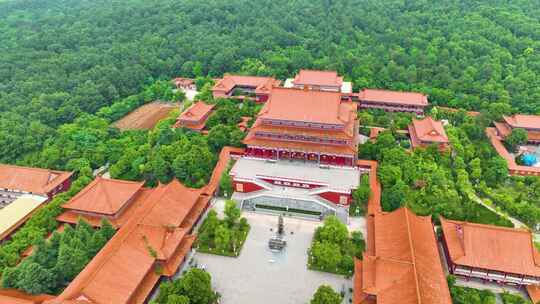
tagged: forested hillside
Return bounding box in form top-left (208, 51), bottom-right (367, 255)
top-left (1, 0), bottom-right (540, 164)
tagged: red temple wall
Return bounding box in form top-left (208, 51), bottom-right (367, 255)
top-left (256, 94), bottom-right (270, 103)
top-left (233, 181), bottom-right (264, 193)
top-left (317, 191), bottom-right (351, 205)
top-left (47, 178), bottom-right (73, 200)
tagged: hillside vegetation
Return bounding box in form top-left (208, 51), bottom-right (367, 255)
top-left (1, 0), bottom-right (540, 164)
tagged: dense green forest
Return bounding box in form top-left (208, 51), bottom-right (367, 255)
top-left (0, 0), bottom-right (539, 301)
top-left (1, 0), bottom-right (540, 165)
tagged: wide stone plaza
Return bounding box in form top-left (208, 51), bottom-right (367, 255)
top-left (193, 204), bottom-right (355, 304)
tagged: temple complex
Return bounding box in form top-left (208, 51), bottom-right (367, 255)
top-left (358, 89), bottom-right (429, 114)
top-left (408, 116), bottom-right (449, 150)
top-left (440, 217), bottom-right (540, 286)
top-left (494, 114), bottom-right (540, 144)
top-left (212, 75), bottom-right (280, 102)
top-left (230, 87), bottom-right (361, 222)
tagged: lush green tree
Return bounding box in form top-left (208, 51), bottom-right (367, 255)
top-left (310, 285), bottom-right (342, 304)
top-left (207, 124), bottom-right (244, 152)
top-left (155, 269), bottom-right (217, 304)
top-left (310, 241), bottom-right (342, 272)
top-left (484, 157), bottom-right (509, 187)
top-left (14, 262), bottom-right (56, 295)
top-left (166, 295), bottom-right (191, 304)
top-left (316, 216), bottom-right (349, 246)
top-left (500, 293), bottom-right (531, 304)
top-left (1, 219), bottom-right (114, 295)
top-left (448, 275), bottom-right (497, 304)
top-left (224, 200), bottom-right (241, 228)
top-left (382, 179), bottom-right (408, 211)
top-left (351, 174), bottom-right (371, 216)
top-left (176, 269), bottom-right (218, 304)
top-left (505, 128), bottom-right (528, 152)
top-left (214, 224), bottom-right (231, 253)
top-left (470, 158), bottom-right (482, 183)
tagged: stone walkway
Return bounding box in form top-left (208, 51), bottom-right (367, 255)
top-left (193, 211), bottom-right (353, 304)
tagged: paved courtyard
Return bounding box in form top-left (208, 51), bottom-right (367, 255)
top-left (193, 210), bottom-right (353, 304)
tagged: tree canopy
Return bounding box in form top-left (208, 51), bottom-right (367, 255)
top-left (1, 0), bottom-right (540, 164)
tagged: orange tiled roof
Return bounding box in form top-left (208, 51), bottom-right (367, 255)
top-left (41, 147), bottom-right (241, 304)
top-left (173, 78), bottom-right (194, 87)
top-left (526, 285), bottom-right (540, 304)
top-left (62, 177), bottom-right (144, 216)
top-left (441, 217), bottom-right (540, 277)
top-left (494, 121), bottom-right (513, 138)
top-left (57, 188), bottom-right (153, 228)
top-left (0, 289), bottom-right (54, 304)
top-left (178, 102), bottom-right (215, 123)
top-left (0, 164), bottom-right (72, 196)
top-left (258, 87), bottom-right (352, 125)
top-left (485, 128), bottom-right (540, 175)
top-left (292, 70), bottom-right (343, 87)
top-left (359, 89), bottom-right (428, 107)
top-left (48, 180), bottom-right (205, 304)
top-left (354, 208), bottom-right (451, 304)
top-left (503, 114), bottom-right (540, 130)
top-left (212, 75), bottom-right (280, 95)
top-left (356, 160), bottom-right (381, 216)
top-left (408, 117), bottom-right (449, 147)
top-left (244, 89), bottom-right (358, 156)
top-left (174, 101), bottom-right (215, 131)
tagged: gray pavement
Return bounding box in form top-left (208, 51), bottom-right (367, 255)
top-left (193, 211), bottom-right (352, 304)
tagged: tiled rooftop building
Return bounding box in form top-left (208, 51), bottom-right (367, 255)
top-left (173, 101), bottom-right (215, 131)
top-left (0, 164), bottom-right (72, 241)
top-left (494, 114), bottom-right (540, 144)
top-left (441, 217), bottom-right (540, 286)
top-left (284, 70), bottom-right (352, 94)
top-left (212, 75), bottom-right (280, 102)
top-left (244, 87), bottom-right (359, 167)
top-left (358, 89), bottom-right (429, 114)
top-left (56, 177), bottom-right (149, 228)
top-left (48, 179), bottom-right (206, 304)
top-left (353, 208), bottom-right (452, 304)
top-left (408, 116), bottom-right (449, 150)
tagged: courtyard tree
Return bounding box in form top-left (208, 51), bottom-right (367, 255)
top-left (155, 268), bottom-right (218, 304)
top-left (224, 200), bottom-right (241, 227)
top-left (214, 224), bottom-right (231, 253)
top-left (316, 216), bottom-right (348, 245)
top-left (166, 295), bottom-right (190, 304)
top-left (310, 285), bottom-right (342, 304)
top-left (505, 128), bottom-right (528, 152)
top-left (195, 207), bottom-right (250, 257)
top-left (309, 216), bottom-right (364, 274)
top-left (351, 174), bottom-right (370, 216)
top-left (310, 241), bottom-right (342, 272)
